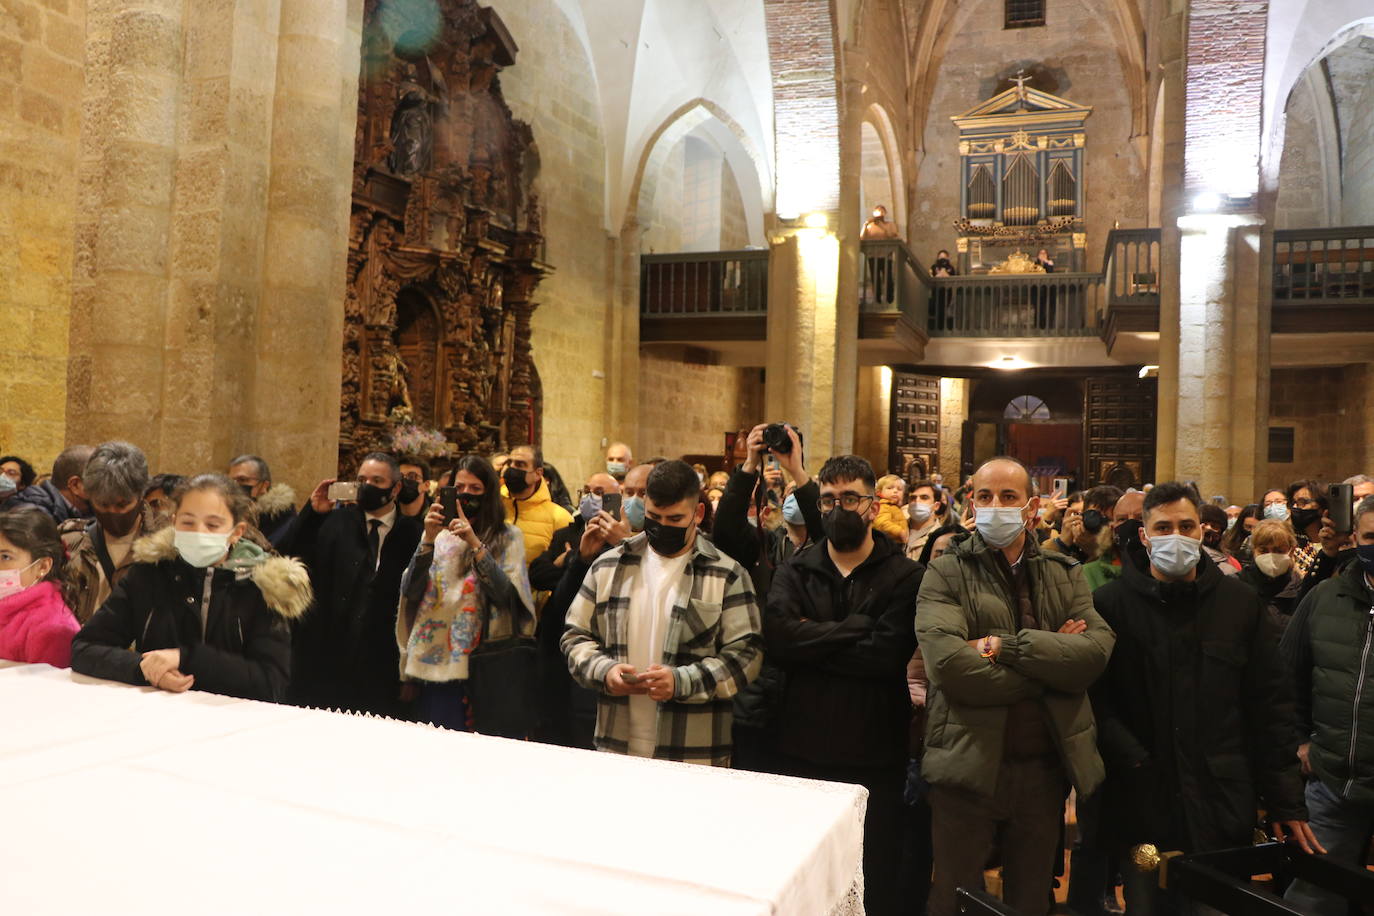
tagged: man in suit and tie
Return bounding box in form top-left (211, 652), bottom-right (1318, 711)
top-left (280, 452), bottom-right (423, 717)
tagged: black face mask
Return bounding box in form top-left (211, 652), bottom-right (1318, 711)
top-left (96, 504), bottom-right (143, 538)
top-left (643, 517), bottom-right (691, 556)
top-left (239, 483), bottom-right (256, 500)
top-left (502, 466), bottom-right (532, 496)
top-left (1202, 529), bottom-right (1223, 550)
top-left (357, 482), bottom-right (393, 513)
top-left (823, 508), bottom-right (870, 552)
top-left (1291, 507), bottom-right (1322, 533)
top-left (1114, 519), bottom-right (1144, 556)
top-left (457, 493), bottom-right (483, 520)
top-left (398, 478), bottom-right (420, 504)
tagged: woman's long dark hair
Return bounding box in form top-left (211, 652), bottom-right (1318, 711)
top-left (0, 505), bottom-right (78, 608)
top-left (453, 454), bottom-right (509, 559)
top-left (1222, 503), bottom-right (1262, 556)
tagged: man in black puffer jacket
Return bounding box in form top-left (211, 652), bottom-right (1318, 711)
top-left (1280, 494), bottom-right (1374, 915)
top-left (765, 455), bottom-right (922, 916)
top-left (1092, 482), bottom-right (1319, 914)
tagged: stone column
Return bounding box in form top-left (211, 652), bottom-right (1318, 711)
top-left (832, 69), bottom-right (865, 457)
top-left (251, 0), bottom-right (364, 492)
top-left (604, 224), bottom-right (642, 460)
top-left (764, 228), bottom-right (841, 458)
top-left (67, 0), bottom-right (186, 461)
top-left (1157, 0), bottom-right (1272, 499)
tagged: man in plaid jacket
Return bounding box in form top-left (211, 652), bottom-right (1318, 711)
top-left (561, 459), bottom-right (763, 766)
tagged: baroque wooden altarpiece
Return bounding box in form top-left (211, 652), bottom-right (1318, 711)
top-left (341, 0), bottom-right (550, 472)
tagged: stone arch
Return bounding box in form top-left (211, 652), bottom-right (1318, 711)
top-left (908, 0), bottom-right (1147, 153)
top-left (863, 103), bottom-right (907, 235)
top-left (621, 99), bottom-right (768, 246)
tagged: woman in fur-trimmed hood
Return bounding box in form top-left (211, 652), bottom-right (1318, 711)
top-left (71, 474), bottom-right (311, 703)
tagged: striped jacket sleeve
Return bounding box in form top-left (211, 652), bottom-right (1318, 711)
top-left (560, 557), bottom-right (618, 693)
top-left (670, 564), bottom-right (764, 704)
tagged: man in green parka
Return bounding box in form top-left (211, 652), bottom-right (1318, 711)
top-left (916, 456), bottom-right (1115, 916)
top-left (1281, 494), bottom-right (1374, 914)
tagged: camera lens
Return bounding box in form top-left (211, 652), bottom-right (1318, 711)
top-left (762, 423), bottom-right (792, 455)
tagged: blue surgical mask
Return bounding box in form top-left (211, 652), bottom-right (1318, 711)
top-left (1264, 503), bottom-right (1290, 521)
top-left (578, 492), bottom-right (602, 521)
top-left (975, 504), bottom-right (1029, 549)
top-left (606, 461), bottom-right (627, 477)
top-left (782, 492), bottom-right (805, 526)
top-left (622, 496), bottom-right (646, 531)
top-left (1146, 533), bottom-right (1202, 579)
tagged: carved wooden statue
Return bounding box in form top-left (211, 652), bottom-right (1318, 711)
top-left (342, 0), bottom-right (550, 473)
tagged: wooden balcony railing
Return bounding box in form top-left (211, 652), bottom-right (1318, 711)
top-left (1102, 228), bottom-right (1162, 307)
top-left (1274, 227), bottom-right (1374, 304)
top-left (860, 239), bottom-right (930, 335)
top-left (639, 249), bottom-right (769, 316)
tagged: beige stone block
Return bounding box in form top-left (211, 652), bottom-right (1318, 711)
top-left (42, 9), bottom-right (83, 62)
top-left (100, 139), bottom-right (175, 208)
top-left (261, 219), bottom-right (334, 289)
top-left (2, 0), bottom-right (42, 42)
top-left (278, 0), bottom-right (345, 42)
top-left (90, 272), bottom-right (167, 346)
top-left (265, 97), bottom-right (339, 173)
top-left (86, 345), bottom-right (162, 416)
top-left (95, 205), bottom-right (169, 274)
top-left (21, 44), bottom-right (81, 94)
top-left (160, 352), bottom-right (215, 417)
top-left (170, 209), bottom-right (223, 275)
top-left (17, 86), bottom-right (61, 131)
top-left (163, 278), bottom-right (217, 350)
top-left (0, 35), bottom-right (20, 73)
top-left (182, 76), bottom-right (229, 143)
top-left (109, 7), bottom-right (181, 75)
top-left (106, 70), bottom-right (177, 144)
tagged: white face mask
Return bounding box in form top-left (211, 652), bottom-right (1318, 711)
top-left (1263, 503), bottom-right (1289, 522)
top-left (908, 502), bottom-right (933, 524)
top-left (975, 503), bottom-right (1030, 549)
top-left (1145, 533), bottom-right (1202, 579)
top-left (174, 530), bottom-right (232, 568)
top-left (1255, 553), bottom-right (1293, 578)
top-left (0, 559), bottom-right (42, 601)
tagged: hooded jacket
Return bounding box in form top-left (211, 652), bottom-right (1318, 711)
top-left (59, 504), bottom-right (166, 624)
top-left (0, 580), bottom-right (79, 668)
top-left (764, 531), bottom-right (923, 767)
top-left (503, 478), bottom-right (573, 565)
top-left (916, 532), bottom-right (1114, 798)
top-left (70, 528), bottom-right (311, 702)
top-left (1281, 563), bottom-right (1374, 806)
top-left (1092, 539), bottom-right (1306, 853)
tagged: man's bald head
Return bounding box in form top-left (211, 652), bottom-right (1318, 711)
top-left (1112, 490), bottom-right (1145, 527)
top-left (585, 472), bottom-right (619, 496)
top-left (971, 456), bottom-right (1034, 505)
top-left (621, 463), bottom-right (653, 499)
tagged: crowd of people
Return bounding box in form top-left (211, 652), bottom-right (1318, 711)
top-left (1, 434), bottom-right (1372, 916)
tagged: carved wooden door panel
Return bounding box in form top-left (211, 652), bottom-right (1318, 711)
top-left (889, 372), bottom-right (941, 478)
top-left (1083, 375), bottom-right (1156, 488)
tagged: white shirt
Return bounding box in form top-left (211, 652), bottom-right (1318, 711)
top-left (625, 547), bottom-right (691, 757)
top-left (366, 505), bottom-right (398, 570)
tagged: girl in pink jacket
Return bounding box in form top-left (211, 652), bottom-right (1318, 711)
top-left (0, 506), bottom-right (80, 667)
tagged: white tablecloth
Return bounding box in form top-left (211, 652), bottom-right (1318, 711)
top-left (0, 665), bottom-right (865, 915)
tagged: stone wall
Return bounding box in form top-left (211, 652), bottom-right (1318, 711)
top-left (908, 0), bottom-right (1146, 269)
top-left (637, 356), bottom-right (756, 462)
top-left (489, 0), bottom-right (611, 485)
top-left (1267, 365), bottom-right (1374, 486)
top-left (1274, 75), bottom-right (1333, 229)
top-left (853, 367), bottom-right (891, 473)
top-left (0, 0), bottom-right (85, 469)
top-left (1342, 78), bottom-right (1374, 225)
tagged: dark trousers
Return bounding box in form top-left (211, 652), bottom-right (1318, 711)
top-left (928, 756), bottom-right (1068, 916)
top-left (415, 680), bottom-right (470, 731)
top-left (779, 756), bottom-right (906, 916)
top-left (901, 761), bottom-right (934, 915)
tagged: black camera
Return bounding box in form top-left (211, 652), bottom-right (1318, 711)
top-left (1081, 508), bottom-right (1106, 534)
top-left (762, 423), bottom-right (803, 455)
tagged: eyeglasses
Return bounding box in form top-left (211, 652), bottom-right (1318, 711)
top-left (817, 494), bottom-right (874, 513)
